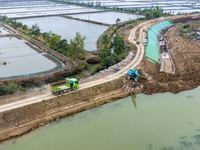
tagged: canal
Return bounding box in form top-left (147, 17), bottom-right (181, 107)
top-left (0, 87), bottom-right (200, 150)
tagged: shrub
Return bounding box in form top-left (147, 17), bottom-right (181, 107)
top-left (0, 82), bottom-right (26, 96)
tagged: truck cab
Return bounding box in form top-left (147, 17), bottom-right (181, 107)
top-left (66, 78), bottom-right (79, 90)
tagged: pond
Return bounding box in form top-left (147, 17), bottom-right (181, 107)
top-left (17, 16), bottom-right (108, 52)
top-left (0, 37), bottom-right (59, 78)
top-left (0, 0), bottom-right (102, 18)
top-left (0, 26), bottom-right (12, 35)
top-left (68, 12), bottom-right (144, 25)
top-left (1, 86), bottom-right (200, 150)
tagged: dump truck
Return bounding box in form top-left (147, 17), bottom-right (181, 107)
top-left (127, 69), bottom-right (139, 82)
top-left (48, 78), bottom-right (79, 96)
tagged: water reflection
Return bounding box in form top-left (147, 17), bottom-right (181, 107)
top-left (131, 94), bottom-right (137, 109)
top-left (1, 87), bottom-right (200, 150)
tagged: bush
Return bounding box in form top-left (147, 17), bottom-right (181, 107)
top-left (113, 36), bottom-right (125, 55)
top-left (145, 12), bottom-right (152, 19)
top-left (183, 24), bottom-right (190, 28)
top-left (0, 82), bottom-right (26, 96)
top-left (91, 64), bottom-right (100, 75)
top-left (78, 61), bottom-right (88, 71)
top-left (98, 53), bottom-right (119, 71)
top-left (98, 44), bottom-right (111, 58)
top-left (118, 52), bottom-right (129, 60)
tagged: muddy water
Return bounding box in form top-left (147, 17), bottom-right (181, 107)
top-left (1, 87), bottom-right (200, 150)
top-left (17, 16), bottom-right (108, 52)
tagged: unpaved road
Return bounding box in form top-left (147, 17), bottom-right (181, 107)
top-left (0, 18), bottom-right (165, 113)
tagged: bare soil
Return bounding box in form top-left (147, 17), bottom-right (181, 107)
top-left (137, 23), bottom-right (200, 95)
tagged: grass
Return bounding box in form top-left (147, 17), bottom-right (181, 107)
top-left (20, 34), bottom-right (33, 41)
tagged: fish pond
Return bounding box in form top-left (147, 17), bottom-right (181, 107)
top-left (1, 87), bottom-right (200, 150)
top-left (68, 12), bottom-right (144, 25)
top-left (17, 16), bottom-right (108, 52)
top-left (0, 37), bottom-right (59, 78)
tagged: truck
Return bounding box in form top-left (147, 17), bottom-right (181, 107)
top-left (48, 78), bottom-right (79, 96)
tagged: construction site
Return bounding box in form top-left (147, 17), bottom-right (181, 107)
top-left (0, 14), bottom-right (200, 149)
top-left (139, 15), bottom-right (200, 94)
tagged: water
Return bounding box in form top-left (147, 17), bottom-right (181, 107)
top-left (69, 0), bottom-right (200, 14)
top-left (0, 26), bottom-right (12, 34)
top-left (4, 8), bottom-right (102, 18)
top-left (68, 12), bottom-right (143, 25)
top-left (1, 87), bottom-right (200, 150)
top-left (0, 37), bottom-right (57, 78)
top-left (0, 1), bottom-right (102, 18)
top-left (17, 16), bottom-right (108, 52)
top-left (1, 0), bottom-right (200, 17)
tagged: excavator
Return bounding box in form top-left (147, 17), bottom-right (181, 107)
top-left (127, 69), bottom-right (139, 82)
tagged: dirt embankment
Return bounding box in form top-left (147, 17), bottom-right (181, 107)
top-left (135, 18), bottom-right (200, 95)
top-left (0, 78), bottom-right (140, 143)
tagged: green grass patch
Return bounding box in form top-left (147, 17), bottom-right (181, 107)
top-left (20, 34), bottom-right (33, 41)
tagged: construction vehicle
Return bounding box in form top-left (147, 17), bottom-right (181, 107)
top-left (127, 69), bottom-right (139, 82)
top-left (114, 67), bottom-right (120, 71)
top-left (49, 78), bottom-right (79, 96)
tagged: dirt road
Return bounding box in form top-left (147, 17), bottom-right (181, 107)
top-left (0, 18), bottom-right (166, 113)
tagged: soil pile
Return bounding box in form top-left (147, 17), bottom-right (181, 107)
top-left (137, 25), bottom-right (200, 94)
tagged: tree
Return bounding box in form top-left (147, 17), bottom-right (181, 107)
top-left (34, 28), bottom-right (40, 36)
top-left (42, 32), bottom-right (49, 39)
top-left (17, 22), bottom-right (23, 28)
top-left (116, 18), bottom-right (121, 24)
top-left (113, 36), bottom-right (125, 55)
top-left (103, 35), bottom-right (109, 45)
top-left (58, 39), bottom-right (68, 49)
top-left (50, 34), bottom-right (61, 50)
top-left (98, 44), bottom-right (111, 59)
top-left (98, 53), bottom-right (119, 70)
top-left (68, 32), bottom-right (86, 60)
top-left (31, 23), bottom-right (40, 36)
top-left (153, 10), bottom-right (162, 18)
top-left (22, 25), bottom-right (27, 30)
top-left (2, 16), bottom-right (7, 21)
top-left (145, 11), bottom-right (152, 19)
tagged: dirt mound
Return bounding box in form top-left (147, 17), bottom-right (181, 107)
top-left (139, 24), bottom-right (200, 95)
top-left (86, 56), bottom-right (100, 64)
top-left (172, 15), bottom-right (200, 23)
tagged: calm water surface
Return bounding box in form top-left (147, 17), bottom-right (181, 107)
top-left (68, 12), bottom-right (143, 25)
top-left (0, 37), bottom-right (57, 78)
top-left (18, 16), bottom-right (108, 51)
top-left (1, 87), bottom-right (200, 150)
